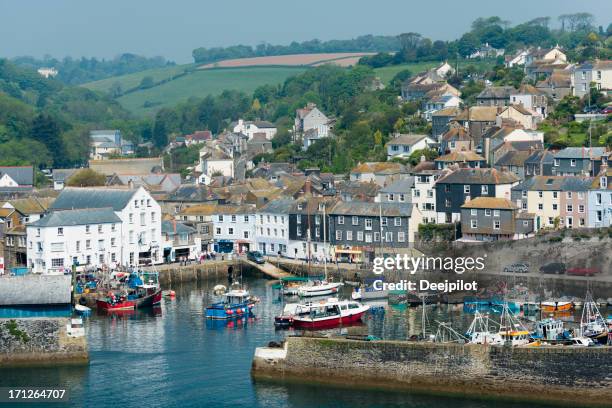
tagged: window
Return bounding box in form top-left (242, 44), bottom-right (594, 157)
top-left (346, 231), bottom-right (353, 241)
top-left (485, 209), bottom-right (491, 216)
top-left (399, 194), bottom-right (405, 202)
top-left (464, 185), bottom-right (470, 194)
top-left (471, 209), bottom-right (477, 216)
top-left (267, 228), bottom-right (271, 236)
top-left (493, 220), bottom-right (500, 230)
top-left (413, 190), bottom-right (421, 197)
top-left (471, 220), bottom-right (478, 229)
top-left (397, 232), bottom-right (406, 242)
top-left (36, 228), bottom-right (40, 237)
top-left (297, 226), bottom-right (302, 236)
top-left (296, 215), bottom-right (301, 224)
top-left (315, 227), bottom-right (320, 238)
top-left (219, 215), bottom-right (224, 222)
top-left (336, 230), bottom-right (342, 240)
top-left (481, 185), bottom-right (488, 194)
top-left (578, 205), bottom-right (585, 213)
top-left (554, 159), bottom-right (559, 167)
top-left (538, 191), bottom-right (543, 198)
top-left (522, 202), bottom-right (527, 210)
top-left (394, 217), bottom-right (401, 226)
top-left (552, 204), bottom-right (558, 211)
top-left (50, 242), bottom-right (64, 252)
top-left (548, 217), bottom-right (554, 225)
top-left (553, 192), bottom-right (558, 199)
top-left (566, 205), bottom-right (573, 212)
top-left (274, 215), bottom-right (278, 223)
top-left (228, 228), bottom-right (234, 235)
top-left (243, 231), bottom-right (249, 239)
top-left (523, 221), bottom-right (529, 227)
top-left (57, 227), bottom-right (63, 236)
top-left (76, 241), bottom-right (80, 252)
top-left (357, 231), bottom-right (363, 241)
top-left (111, 224), bottom-right (116, 232)
top-left (381, 217), bottom-right (388, 226)
top-left (231, 215), bottom-right (236, 222)
top-left (538, 204), bottom-right (543, 210)
top-left (99, 254), bottom-right (104, 264)
top-left (315, 215), bottom-right (320, 225)
top-left (365, 219), bottom-right (372, 230)
top-left (427, 190), bottom-right (433, 198)
top-left (493, 210), bottom-right (500, 217)
top-left (365, 233), bottom-right (372, 243)
top-left (352, 216), bottom-right (358, 225)
top-left (134, 200), bottom-right (139, 208)
top-left (445, 199), bottom-right (451, 208)
top-left (522, 191), bottom-right (527, 198)
top-left (140, 213), bottom-right (145, 226)
top-left (596, 211), bottom-right (602, 222)
top-left (51, 258), bottom-right (64, 268)
top-left (374, 232), bottom-right (380, 242)
top-left (570, 159), bottom-right (576, 167)
top-left (297, 203), bottom-right (304, 210)
top-left (86, 239), bottom-right (91, 249)
top-left (147, 199), bottom-right (151, 207)
top-left (216, 227), bottom-right (221, 234)
top-left (601, 177), bottom-right (608, 188)
top-left (111, 237), bottom-right (116, 247)
top-left (259, 215), bottom-right (264, 223)
top-left (129, 213), bottom-right (134, 223)
top-left (385, 232), bottom-right (393, 242)
top-left (566, 191), bottom-right (573, 199)
top-left (388, 193), bottom-right (394, 201)
top-left (577, 192), bottom-right (584, 200)
top-left (86, 225), bottom-right (91, 233)
top-left (151, 213), bottom-right (156, 222)
top-left (338, 216), bottom-right (344, 225)
top-left (98, 239), bottom-right (104, 250)
top-left (597, 70), bottom-right (602, 80)
top-left (444, 185), bottom-right (450, 193)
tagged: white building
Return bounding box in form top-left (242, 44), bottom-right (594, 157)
top-left (302, 125), bottom-right (331, 151)
top-left (255, 199), bottom-right (293, 256)
top-left (233, 119), bottom-right (277, 140)
top-left (294, 103), bottom-right (330, 137)
top-left (27, 208), bottom-right (123, 274)
top-left (573, 60), bottom-right (612, 98)
top-left (37, 67), bottom-right (58, 78)
top-left (90, 130), bottom-right (134, 160)
top-left (386, 134), bottom-right (437, 160)
top-left (41, 187), bottom-right (163, 269)
top-left (411, 170), bottom-right (445, 224)
top-left (212, 205), bottom-right (256, 254)
top-left (198, 149), bottom-right (234, 185)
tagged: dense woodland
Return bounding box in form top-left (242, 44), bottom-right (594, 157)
top-left (0, 14), bottom-right (611, 177)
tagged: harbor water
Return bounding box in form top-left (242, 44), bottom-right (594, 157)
top-left (0, 276), bottom-right (597, 408)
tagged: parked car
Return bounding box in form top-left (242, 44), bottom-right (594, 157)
top-left (247, 251), bottom-right (265, 264)
top-left (566, 267), bottom-right (601, 277)
top-left (539, 262), bottom-right (566, 274)
top-left (503, 263), bottom-right (529, 273)
top-left (602, 106), bottom-right (612, 115)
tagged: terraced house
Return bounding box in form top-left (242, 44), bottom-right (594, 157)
top-left (511, 176), bottom-right (594, 230)
top-left (588, 167), bottom-right (612, 228)
top-left (328, 201), bottom-right (421, 263)
top-left (460, 197), bottom-right (535, 242)
top-left (552, 147), bottom-right (608, 177)
top-left (434, 168), bottom-right (520, 223)
top-left (287, 197), bottom-right (337, 261)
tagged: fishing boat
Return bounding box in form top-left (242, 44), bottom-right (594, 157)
top-left (465, 311), bottom-right (502, 345)
top-left (490, 297), bottom-right (520, 315)
top-left (96, 292), bottom-right (136, 311)
top-left (274, 300), bottom-right (322, 327)
top-left (297, 280), bottom-right (343, 297)
top-left (497, 302), bottom-right (533, 346)
top-left (580, 291), bottom-right (608, 344)
top-left (205, 282), bottom-right (258, 320)
top-left (351, 283), bottom-right (389, 301)
top-left (291, 299), bottom-right (369, 329)
top-left (540, 300), bottom-right (574, 313)
top-left (129, 285), bottom-right (162, 308)
top-left (532, 317), bottom-right (569, 342)
top-left (278, 276), bottom-right (312, 295)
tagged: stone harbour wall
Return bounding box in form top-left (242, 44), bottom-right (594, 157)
top-left (252, 337), bottom-right (612, 407)
top-left (0, 318), bottom-right (88, 367)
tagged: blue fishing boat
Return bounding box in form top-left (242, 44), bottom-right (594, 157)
top-left (490, 297), bottom-right (520, 315)
top-left (205, 283), bottom-right (258, 320)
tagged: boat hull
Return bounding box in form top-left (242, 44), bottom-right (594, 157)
top-left (541, 302), bottom-right (573, 313)
top-left (134, 289), bottom-right (163, 308)
top-left (205, 302), bottom-right (254, 320)
top-left (292, 310), bottom-right (366, 329)
top-left (96, 299), bottom-right (135, 311)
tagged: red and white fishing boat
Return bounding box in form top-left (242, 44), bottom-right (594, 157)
top-left (96, 292), bottom-right (136, 312)
top-left (291, 299), bottom-right (369, 329)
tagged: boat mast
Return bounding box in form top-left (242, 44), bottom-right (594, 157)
top-left (323, 202), bottom-right (327, 280)
top-left (307, 200), bottom-right (311, 276)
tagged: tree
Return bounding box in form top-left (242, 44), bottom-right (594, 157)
top-left (457, 33), bottom-right (479, 58)
top-left (152, 117), bottom-right (168, 148)
top-left (30, 113), bottom-right (64, 167)
top-left (373, 130), bottom-right (383, 146)
top-left (109, 81), bottom-right (123, 98)
top-left (66, 169), bottom-right (106, 187)
top-left (139, 76), bottom-right (155, 89)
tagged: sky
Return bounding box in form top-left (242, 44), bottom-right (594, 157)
top-left (1, 0), bottom-right (610, 63)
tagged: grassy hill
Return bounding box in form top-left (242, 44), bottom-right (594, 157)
top-left (83, 64), bottom-right (194, 93)
top-left (84, 65), bottom-right (306, 115)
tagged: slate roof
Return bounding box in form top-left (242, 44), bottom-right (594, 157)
top-left (259, 199), bottom-right (296, 214)
top-left (442, 127), bottom-right (471, 141)
top-left (461, 197), bottom-right (518, 210)
top-left (553, 147), bottom-right (607, 159)
top-left (166, 184), bottom-right (217, 202)
top-left (432, 106), bottom-right (460, 117)
top-left (436, 151), bottom-right (485, 162)
top-left (8, 197), bottom-right (54, 215)
top-left (0, 166), bottom-right (34, 186)
top-left (386, 134), bottom-right (431, 147)
top-left (52, 169), bottom-right (79, 182)
top-left (50, 188), bottom-right (137, 211)
top-left (436, 168), bottom-right (520, 185)
top-left (495, 150), bottom-right (533, 167)
top-left (524, 150), bottom-right (554, 165)
top-left (512, 176), bottom-right (594, 191)
top-left (380, 178), bottom-right (415, 194)
top-left (477, 86), bottom-right (517, 99)
top-left (162, 220), bottom-right (196, 235)
top-left (330, 201), bottom-right (414, 217)
top-left (31, 208), bottom-right (120, 227)
top-left (89, 158), bottom-right (164, 176)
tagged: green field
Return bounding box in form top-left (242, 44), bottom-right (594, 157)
top-left (373, 62), bottom-right (439, 84)
top-left (92, 66), bottom-right (306, 115)
top-left (83, 64), bottom-right (194, 93)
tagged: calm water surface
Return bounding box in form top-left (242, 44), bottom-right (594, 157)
top-left (1, 276), bottom-right (584, 408)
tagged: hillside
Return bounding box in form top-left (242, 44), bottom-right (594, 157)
top-left (92, 66), bottom-right (307, 115)
top-left (83, 64), bottom-right (193, 94)
top-left (199, 53), bottom-right (375, 69)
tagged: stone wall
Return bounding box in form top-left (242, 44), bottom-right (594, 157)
top-left (156, 261), bottom-right (234, 286)
top-left (0, 275), bottom-right (71, 306)
top-left (0, 318), bottom-right (88, 367)
top-left (252, 337), bottom-right (612, 407)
